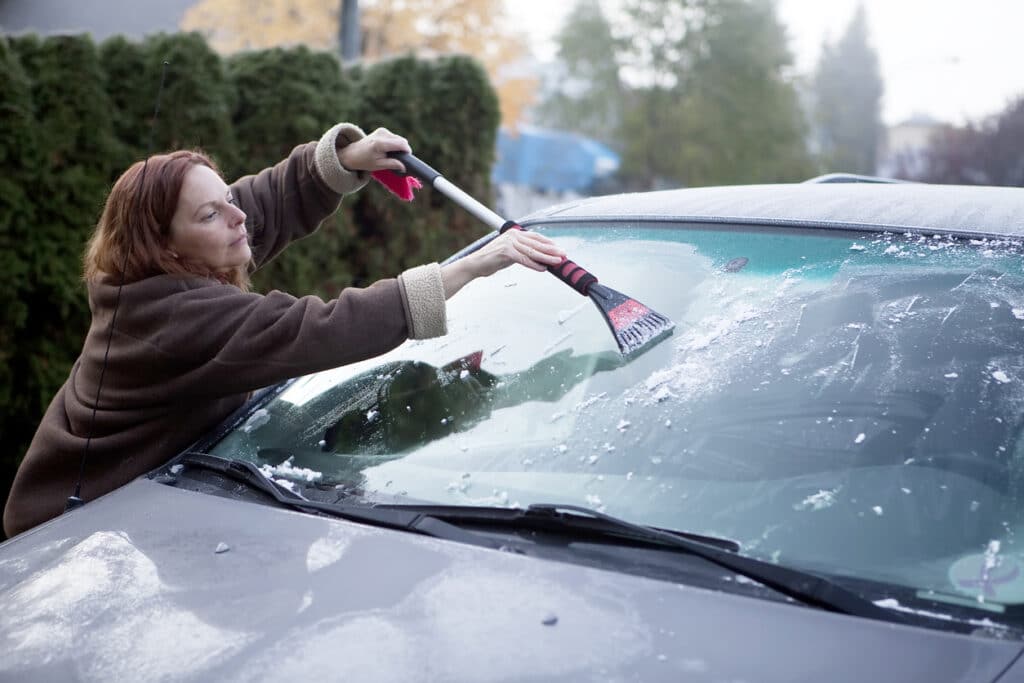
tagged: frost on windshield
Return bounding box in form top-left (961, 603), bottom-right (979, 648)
top-left (555, 230), bottom-right (1024, 592)
top-left (210, 227), bottom-right (1024, 607)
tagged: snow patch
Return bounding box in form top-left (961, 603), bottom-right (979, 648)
top-left (992, 370), bottom-right (1011, 384)
top-left (259, 457), bottom-right (322, 483)
top-left (794, 487), bottom-right (840, 511)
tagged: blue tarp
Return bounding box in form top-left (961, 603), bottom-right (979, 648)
top-left (492, 125), bottom-right (620, 193)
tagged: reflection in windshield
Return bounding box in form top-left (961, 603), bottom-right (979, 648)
top-left (319, 348), bottom-right (624, 454)
top-left (210, 225), bottom-right (1024, 621)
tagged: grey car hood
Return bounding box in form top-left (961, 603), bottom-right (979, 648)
top-left (1, 480), bottom-right (1021, 683)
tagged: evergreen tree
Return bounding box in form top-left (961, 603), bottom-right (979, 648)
top-left (617, 85), bottom-right (687, 189)
top-left (421, 56), bottom-right (500, 194)
top-left (682, 0), bottom-right (812, 184)
top-left (534, 0), bottom-right (623, 146)
top-left (99, 35), bottom-right (152, 170)
top-left (101, 32), bottom-right (238, 171)
top-left (3, 34), bottom-right (121, 520)
top-left (618, 0), bottom-right (812, 187)
top-left (0, 37), bottom-right (40, 509)
top-left (141, 32), bottom-right (238, 173)
top-left (229, 46), bottom-right (355, 173)
top-left (347, 55), bottom-right (500, 285)
top-left (812, 3), bottom-right (884, 175)
top-left (227, 46), bottom-right (358, 296)
top-left (0, 37), bottom-right (36, 370)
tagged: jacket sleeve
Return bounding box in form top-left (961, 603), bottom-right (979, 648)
top-left (151, 266), bottom-right (447, 397)
top-left (231, 123), bottom-right (370, 270)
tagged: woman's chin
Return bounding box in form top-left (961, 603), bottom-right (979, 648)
top-left (229, 243), bottom-right (252, 266)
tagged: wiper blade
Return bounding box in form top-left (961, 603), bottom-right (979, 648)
top-left (163, 460), bottom-right (903, 624)
top-left (171, 453), bottom-right (506, 550)
top-left (527, 503), bottom-right (740, 551)
top-left (523, 504), bottom-right (906, 623)
top-left (388, 502), bottom-right (905, 624)
top-left (378, 501), bottom-right (740, 551)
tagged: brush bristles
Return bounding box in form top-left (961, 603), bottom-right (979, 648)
top-left (615, 311), bottom-right (675, 354)
top-left (586, 283), bottom-right (675, 355)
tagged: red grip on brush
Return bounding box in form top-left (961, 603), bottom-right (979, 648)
top-left (548, 258), bottom-right (599, 295)
top-left (500, 222), bottom-right (598, 296)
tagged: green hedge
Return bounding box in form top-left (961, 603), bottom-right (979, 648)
top-left (0, 31), bottom-right (500, 526)
top-left (0, 37), bottom-right (38, 469)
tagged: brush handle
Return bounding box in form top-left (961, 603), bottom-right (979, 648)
top-left (388, 152), bottom-right (505, 230)
top-left (389, 153), bottom-right (440, 184)
top-left (549, 259), bottom-right (600, 295)
top-left (389, 151), bottom-right (598, 295)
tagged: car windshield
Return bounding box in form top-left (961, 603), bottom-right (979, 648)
top-left (210, 222), bottom-right (1024, 616)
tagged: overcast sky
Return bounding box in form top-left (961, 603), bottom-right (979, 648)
top-left (509, 0), bottom-right (1024, 126)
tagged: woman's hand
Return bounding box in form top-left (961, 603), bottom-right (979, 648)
top-left (338, 127), bottom-right (412, 173)
top-left (468, 229), bottom-right (565, 276)
top-left (441, 230), bottom-right (566, 299)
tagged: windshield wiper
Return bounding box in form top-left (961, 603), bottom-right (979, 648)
top-left (525, 504), bottom-right (907, 623)
top-left (169, 453), bottom-right (509, 550)
top-left (374, 501), bottom-right (740, 551)
top-left (381, 502), bottom-right (907, 624)
top-left (164, 456), bottom-right (903, 624)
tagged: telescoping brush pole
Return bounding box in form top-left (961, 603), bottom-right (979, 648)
top-left (386, 152), bottom-right (675, 355)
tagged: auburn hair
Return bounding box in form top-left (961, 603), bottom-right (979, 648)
top-left (84, 150), bottom-right (250, 290)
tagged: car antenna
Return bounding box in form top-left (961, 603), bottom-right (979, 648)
top-left (64, 61), bottom-right (170, 513)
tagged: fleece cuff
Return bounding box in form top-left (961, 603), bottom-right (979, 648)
top-left (398, 263), bottom-right (447, 339)
top-left (315, 123), bottom-right (370, 195)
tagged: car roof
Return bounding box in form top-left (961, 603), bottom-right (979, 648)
top-left (518, 183), bottom-right (1024, 239)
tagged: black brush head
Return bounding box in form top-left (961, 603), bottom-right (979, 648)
top-left (586, 283), bottom-right (675, 355)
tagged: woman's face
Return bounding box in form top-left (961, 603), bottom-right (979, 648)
top-left (169, 165), bottom-right (250, 272)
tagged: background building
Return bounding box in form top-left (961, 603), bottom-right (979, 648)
top-left (876, 113), bottom-right (945, 178)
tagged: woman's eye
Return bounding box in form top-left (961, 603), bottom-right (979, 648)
top-left (203, 211), bottom-right (217, 222)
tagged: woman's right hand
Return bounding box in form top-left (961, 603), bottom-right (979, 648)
top-left (440, 230), bottom-right (566, 299)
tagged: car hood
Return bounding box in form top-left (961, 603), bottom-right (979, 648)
top-left (1, 480), bottom-right (1021, 683)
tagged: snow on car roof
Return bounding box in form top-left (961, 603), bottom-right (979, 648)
top-left (518, 183), bottom-right (1024, 238)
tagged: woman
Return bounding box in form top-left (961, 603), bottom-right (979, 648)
top-left (3, 122), bottom-right (565, 537)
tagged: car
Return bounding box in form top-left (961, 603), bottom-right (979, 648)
top-left (3, 178), bottom-right (1024, 682)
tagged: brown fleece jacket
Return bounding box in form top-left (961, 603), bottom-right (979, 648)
top-left (3, 123), bottom-right (447, 537)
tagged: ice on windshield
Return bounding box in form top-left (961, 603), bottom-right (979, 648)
top-left (210, 225), bottom-right (1024, 610)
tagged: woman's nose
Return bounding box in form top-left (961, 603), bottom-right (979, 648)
top-left (230, 203), bottom-right (247, 225)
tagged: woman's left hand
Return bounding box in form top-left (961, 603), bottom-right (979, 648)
top-left (338, 127), bottom-right (412, 173)
top-left (468, 229), bottom-right (566, 277)
top-left (441, 230), bottom-right (567, 299)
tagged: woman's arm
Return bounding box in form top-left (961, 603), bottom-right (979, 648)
top-left (439, 229), bottom-right (567, 298)
top-left (146, 228), bottom-right (565, 397)
top-left (154, 277), bottom-right (415, 397)
top-left (231, 125), bottom-right (411, 271)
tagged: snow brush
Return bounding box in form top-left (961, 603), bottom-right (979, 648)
top-left (374, 152), bottom-right (675, 356)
